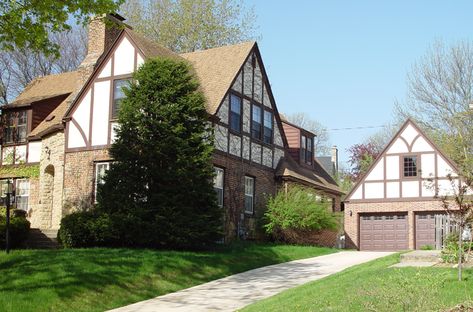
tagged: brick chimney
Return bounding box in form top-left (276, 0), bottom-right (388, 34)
top-left (331, 145), bottom-right (339, 175)
top-left (77, 14), bottom-right (127, 85)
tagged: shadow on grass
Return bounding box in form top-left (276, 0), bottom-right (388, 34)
top-left (0, 242), bottom-right (334, 311)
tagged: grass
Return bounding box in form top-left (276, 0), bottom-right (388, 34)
top-left (242, 253), bottom-right (473, 312)
top-left (0, 243), bottom-right (335, 312)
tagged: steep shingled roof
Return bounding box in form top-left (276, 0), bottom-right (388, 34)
top-left (275, 152), bottom-right (343, 195)
top-left (8, 71), bottom-right (79, 107)
top-left (180, 41), bottom-right (255, 115)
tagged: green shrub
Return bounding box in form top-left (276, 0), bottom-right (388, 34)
top-left (58, 211), bottom-right (118, 248)
top-left (420, 244), bottom-right (434, 250)
top-left (58, 211), bottom-right (162, 248)
top-left (0, 211), bottom-right (30, 248)
top-left (264, 186), bottom-right (340, 243)
top-left (441, 232), bottom-right (471, 263)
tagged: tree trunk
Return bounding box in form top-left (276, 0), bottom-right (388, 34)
top-left (458, 225), bottom-right (463, 281)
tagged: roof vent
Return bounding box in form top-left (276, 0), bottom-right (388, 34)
top-left (45, 115), bottom-right (55, 122)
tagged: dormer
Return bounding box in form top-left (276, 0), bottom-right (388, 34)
top-left (281, 118), bottom-right (315, 167)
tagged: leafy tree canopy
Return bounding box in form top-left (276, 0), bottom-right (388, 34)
top-left (0, 0), bottom-right (123, 57)
top-left (121, 0), bottom-right (258, 53)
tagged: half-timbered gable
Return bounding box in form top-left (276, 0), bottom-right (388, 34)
top-left (65, 31), bottom-right (147, 151)
top-left (181, 43), bottom-right (286, 170)
top-left (346, 119), bottom-right (460, 202)
top-left (344, 119), bottom-right (465, 251)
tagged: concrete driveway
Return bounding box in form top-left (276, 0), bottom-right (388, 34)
top-left (109, 251), bottom-right (393, 312)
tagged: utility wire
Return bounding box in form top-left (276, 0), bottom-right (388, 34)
top-left (328, 125), bottom-right (386, 131)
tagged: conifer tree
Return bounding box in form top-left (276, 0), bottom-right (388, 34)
top-left (98, 57), bottom-right (222, 248)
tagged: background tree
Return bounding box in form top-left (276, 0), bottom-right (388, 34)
top-left (396, 40), bottom-right (473, 174)
top-left (286, 112), bottom-right (331, 156)
top-left (98, 57), bottom-right (222, 248)
top-left (0, 0), bottom-right (123, 57)
top-left (346, 142), bottom-right (382, 182)
top-left (0, 27), bottom-right (87, 105)
top-left (397, 40), bottom-right (473, 280)
top-left (120, 0), bottom-right (258, 53)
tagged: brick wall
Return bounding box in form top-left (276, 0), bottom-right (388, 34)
top-left (63, 149), bottom-right (110, 213)
top-left (213, 152), bottom-right (276, 240)
top-left (344, 200), bottom-right (447, 250)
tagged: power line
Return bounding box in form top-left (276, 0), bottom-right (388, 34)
top-left (328, 125), bottom-right (386, 131)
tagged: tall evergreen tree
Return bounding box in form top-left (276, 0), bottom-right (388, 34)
top-left (98, 57), bottom-right (222, 248)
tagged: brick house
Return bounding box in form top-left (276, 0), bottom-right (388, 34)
top-left (344, 119), bottom-right (463, 251)
top-left (1, 14), bottom-right (342, 240)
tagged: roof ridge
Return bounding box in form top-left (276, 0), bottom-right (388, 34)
top-left (180, 41), bottom-right (256, 56)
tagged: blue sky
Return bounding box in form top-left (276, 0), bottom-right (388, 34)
top-left (247, 0), bottom-right (473, 167)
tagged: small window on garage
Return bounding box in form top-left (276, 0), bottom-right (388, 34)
top-left (362, 216), bottom-right (371, 220)
top-left (418, 215), bottom-right (428, 219)
top-left (403, 156), bottom-right (418, 177)
top-left (396, 215), bottom-right (406, 220)
top-left (385, 215), bottom-right (394, 220)
top-left (374, 215), bottom-right (383, 220)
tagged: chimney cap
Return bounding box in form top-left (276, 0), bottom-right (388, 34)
top-left (109, 13), bottom-right (126, 22)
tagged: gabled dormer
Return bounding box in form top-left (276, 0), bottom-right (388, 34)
top-left (345, 119), bottom-right (461, 202)
top-left (281, 118), bottom-right (315, 167)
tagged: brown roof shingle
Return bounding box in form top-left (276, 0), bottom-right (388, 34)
top-left (9, 71), bottom-right (79, 107)
top-left (180, 41), bottom-right (255, 114)
top-left (275, 152), bottom-right (343, 195)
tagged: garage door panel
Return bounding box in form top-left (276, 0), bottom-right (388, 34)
top-left (415, 213), bottom-right (440, 249)
top-left (360, 213), bottom-right (408, 251)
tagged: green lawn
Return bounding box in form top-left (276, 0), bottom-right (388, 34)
top-left (242, 253), bottom-right (473, 312)
top-left (0, 243), bottom-right (335, 312)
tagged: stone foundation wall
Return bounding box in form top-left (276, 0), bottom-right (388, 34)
top-left (28, 132), bottom-right (65, 229)
top-left (344, 200), bottom-right (447, 250)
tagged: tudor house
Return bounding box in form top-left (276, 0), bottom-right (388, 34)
top-left (1, 14), bottom-right (342, 240)
top-left (344, 119), bottom-right (465, 251)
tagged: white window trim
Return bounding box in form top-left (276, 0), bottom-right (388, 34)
top-left (94, 162), bottom-right (110, 202)
top-left (15, 178), bottom-right (29, 211)
top-left (244, 176), bottom-right (255, 214)
top-left (214, 167), bottom-right (224, 208)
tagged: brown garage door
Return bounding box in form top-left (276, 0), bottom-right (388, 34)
top-left (415, 213), bottom-right (436, 249)
top-left (360, 213), bottom-right (408, 251)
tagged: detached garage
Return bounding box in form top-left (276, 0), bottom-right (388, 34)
top-left (344, 119), bottom-right (462, 251)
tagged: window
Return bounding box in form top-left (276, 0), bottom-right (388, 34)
top-left (213, 167), bottom-right (224, 207)
top-left (112, 79), bottom-right (130, 119)
top-left (385, 215), bottom-right (394, 220)
top-left (374, 215), bottom-right (383, 220)
top-left (230, 94), bottom-right (242, 133)
top-left (17, 111), bottom-right (27, 142)
top-left (301, 135), bottom-right (313, 165)
top-left (397, 215), bottom-right (406, 220)
top-left (251, 105), bottom-right (262, 139)
top-left (95, 162), bottom-right (110, 201)
top-left (15, 179), bottom-right (29, 211)
top-left (3, 111), bottom-right (27, 144)
top-left (263, 111), bottom-right (273, 144)
top-left (403, 156), bottom-right (417, 177)
top-left (244, 176), bottom-right (255, 214)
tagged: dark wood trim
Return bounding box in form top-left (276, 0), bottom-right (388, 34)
top-left (70, 118), bottom-right (88, 147)
top-left (65, 144), bottom-right (109, 153)
top-left (88, 84), bottom-right (95, 148)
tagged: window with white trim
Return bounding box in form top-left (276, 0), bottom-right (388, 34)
top-left (15, 179), bottom-right (29, 211)
top-left (95, 162), bottom-right (110, 201)
top-left (244, 176), bottom-right (255, 214)
top-left (214, 167), bottom-right (224, 207)
top-left (112, 79), bottom-right (131, 119)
